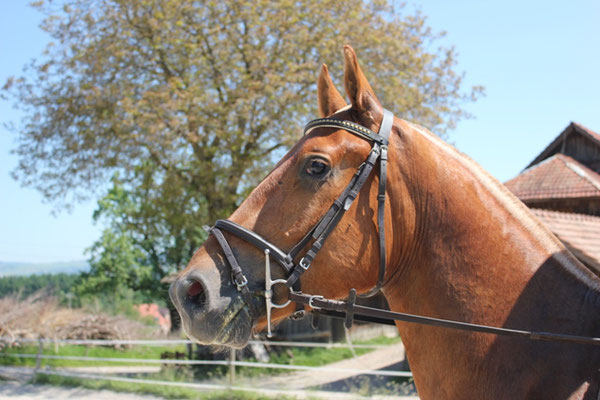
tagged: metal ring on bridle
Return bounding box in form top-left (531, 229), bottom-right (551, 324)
top-left (269, 279), bottom-right (292, 309)
top-left (308, 295), bottom-right (324, 310)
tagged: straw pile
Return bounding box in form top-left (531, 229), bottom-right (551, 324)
top-left (0, 291), bottom-right (155, 343)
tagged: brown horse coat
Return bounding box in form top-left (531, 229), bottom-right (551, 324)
top-left (171, 46), bottom-right (600, 399)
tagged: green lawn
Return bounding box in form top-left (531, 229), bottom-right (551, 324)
top-left (0, 336), bottom-right (400, 372)
top-left (0, 343), bottom-right (187, 368)
top-left (15, 336), bottom-right (405, 399)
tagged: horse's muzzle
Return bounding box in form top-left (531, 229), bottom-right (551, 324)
top-left (169, 270), bottom-right (253, 348)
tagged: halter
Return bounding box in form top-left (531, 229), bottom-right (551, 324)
top-left (208, 109), bottom-right (394, 336)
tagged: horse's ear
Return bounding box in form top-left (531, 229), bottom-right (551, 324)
top-left (343, 45), bottom-right (383, 128)
top-left (317, 64), bottom-right (347, 117)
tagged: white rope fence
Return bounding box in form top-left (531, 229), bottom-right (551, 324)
top-left (2, 353), bottom-right (412, 377)
top-left (0, 337), bottom-right (413, 394)
top-left (30, 369), bottom-right (331, 398)
top-left (0, 337), bottom-right (392, 349)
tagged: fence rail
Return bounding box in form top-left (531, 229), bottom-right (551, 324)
top-left (0, 337), bottom-right (391, 349)
top-left (0, 337), bottom-right (413, 395)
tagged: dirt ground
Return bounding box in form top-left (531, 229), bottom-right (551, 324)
top-left (0, 381), bottom-right (163, 400)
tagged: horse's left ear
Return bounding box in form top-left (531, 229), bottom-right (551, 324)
top-left (343, 45), bottom-right (383, 129)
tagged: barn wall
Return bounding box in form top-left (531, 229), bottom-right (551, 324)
top-left (525, 198), bottom-right (600, 216)
top-left (564, 132), bottom-right (600, 173)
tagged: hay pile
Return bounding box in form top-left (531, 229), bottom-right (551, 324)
top-left (0, 291), bottom-right (156, 342)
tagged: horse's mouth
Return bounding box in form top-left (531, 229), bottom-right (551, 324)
top-left (213, 301), bottom-right (253, 347)
top-left (181, 297), bottom-right (254, 349)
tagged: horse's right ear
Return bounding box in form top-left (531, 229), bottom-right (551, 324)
top-left (343, 45), bottom-right (383, 129)
top-left (317, 64), bottom-right (347, 117)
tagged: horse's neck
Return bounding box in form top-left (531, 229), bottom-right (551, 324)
top-left (384, 122), bottom-right (600, 392)
top-left (388, 121), bottom-right (599, 316)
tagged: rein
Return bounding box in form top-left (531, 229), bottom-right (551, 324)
top-left (289, 292), bottom-right (600, 346)
top-left (207, 109), bottom-right (600, 346)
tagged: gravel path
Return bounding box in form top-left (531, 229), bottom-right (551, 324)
top-left (0, 381), bottom-right (163, 400)
top-left (256, 342), bottom-right (408, 390)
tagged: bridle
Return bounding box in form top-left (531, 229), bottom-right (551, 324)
top-left (206, 109), bottom-right (600, 347)
top-left (208, 109), bottom-right (394, 336)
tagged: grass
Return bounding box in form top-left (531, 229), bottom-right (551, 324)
top-left (17, 336), bottom-right (405, 399)
top-left (0, 336), bottom-right (401, 372)
top-left (0, 344), bottom-right (187, 368)
top-left (31, 373), bottom-right (297, 400)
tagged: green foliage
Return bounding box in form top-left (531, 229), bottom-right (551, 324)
top-left (4, 0), bottom-right (483, 295)
top-left (75, 173), bottom-right (188, 304)
top-left (0, 273), bottom-right (79, 306)
top-left (78, 286), bottom-right (158, 321)
top-left (78, 232), bottom-right (151, 296)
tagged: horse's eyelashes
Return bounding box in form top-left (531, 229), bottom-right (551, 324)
top-left (303, 157), bottom-right (331, 178)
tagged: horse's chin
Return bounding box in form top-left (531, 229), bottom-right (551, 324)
top-left (182, 303), bottom-right (254, 349)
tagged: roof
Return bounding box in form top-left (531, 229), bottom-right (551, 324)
top-left (527, 122), bottom-right (600, 169)
top-left (505, 153), bottom-right (600, 201)
top-left (531, 209), bottom-right (600, 273)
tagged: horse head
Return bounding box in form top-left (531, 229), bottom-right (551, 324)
top-left (169, 46), bottom-right (405, 348)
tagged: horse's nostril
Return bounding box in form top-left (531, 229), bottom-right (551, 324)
top-left (188, 281), bottom-right (203, 297)
top-left (186, 279), bottom-right (207, 307)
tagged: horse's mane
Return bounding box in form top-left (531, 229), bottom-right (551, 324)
top-left (403, 120), bottom-right (600, 291)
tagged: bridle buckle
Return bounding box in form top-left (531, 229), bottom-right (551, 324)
top-left (235, 276), bottom-right (248, 291)
top-left (299, 258), bottom-right (310, 270)
top-left (308, 295), bottom-right (324, 310)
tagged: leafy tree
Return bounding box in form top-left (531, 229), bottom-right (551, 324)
top-left (76, 173), bottom-right (194, 302)
top-left (4, 0), bottom-right (483, 288)
top-left (0, 273), bottom-right (80, 305)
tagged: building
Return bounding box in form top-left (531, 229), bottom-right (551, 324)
top-left (504, 122), bottom-right (600, 274)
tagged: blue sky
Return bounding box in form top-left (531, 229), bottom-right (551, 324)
top-left (1, 1), bottom-right (599, 264)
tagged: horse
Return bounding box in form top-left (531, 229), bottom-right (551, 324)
top-left (169, 46), bottom-right (600, 399)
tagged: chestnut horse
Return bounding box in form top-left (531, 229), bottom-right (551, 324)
top-left (170, 46), bottom-right (600, 399)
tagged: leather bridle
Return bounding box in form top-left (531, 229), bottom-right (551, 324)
top-left (208, 109), bottom-right (394, 336)
top-left (205, 109), bottom-right (600, 347)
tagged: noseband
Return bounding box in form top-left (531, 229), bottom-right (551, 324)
top-left (208, 109), bottom-right (394, 336)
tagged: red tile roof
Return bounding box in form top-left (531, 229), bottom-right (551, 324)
top-left (505, 154), bottom-right (600, 200)
top-left (531, 209), bottom-right (600, 273)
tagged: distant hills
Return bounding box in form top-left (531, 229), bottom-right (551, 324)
top-left (0, 260), bottom-right (89, 277)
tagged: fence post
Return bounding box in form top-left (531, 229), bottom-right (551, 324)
top-left (228, 348), bottom-right (235, 388)
top-left (34, 338), bottom-right (43, 377)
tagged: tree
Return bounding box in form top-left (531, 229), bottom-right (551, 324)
top-left (4, 0), bottom-right (482, 287)
top-left (77, 172), bottom-right (202, 300)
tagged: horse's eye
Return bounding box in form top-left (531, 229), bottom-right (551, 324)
top-left (305, 159), bottom-right (329, 177)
